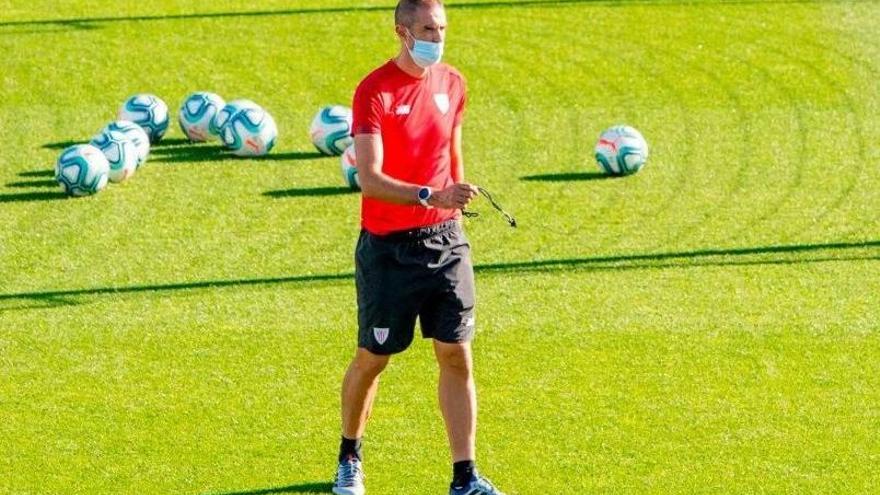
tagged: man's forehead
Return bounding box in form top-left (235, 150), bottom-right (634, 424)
top-left (414, 5), bottom-right (447, 27)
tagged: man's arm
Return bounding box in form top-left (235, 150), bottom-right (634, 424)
top-left (356, 132), bottom-right (477, 209)
top-left (355, 133), bottom-right (421, 205)
top-left (450, 124), bottom-right (464, 183)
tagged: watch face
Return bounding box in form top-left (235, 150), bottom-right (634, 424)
top-left (419, 187), bottom-right (430, 200)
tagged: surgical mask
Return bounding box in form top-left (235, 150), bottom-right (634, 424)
top-left (406, 29), bottom-right (444, 68)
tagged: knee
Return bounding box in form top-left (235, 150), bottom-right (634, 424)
top-left (435, 343), bottom-right (473, 376)
top-left (351, 347), bottom-right (390, 377)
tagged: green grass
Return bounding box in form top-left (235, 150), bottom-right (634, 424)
top-left (1, 0), bottom-right (879, 493)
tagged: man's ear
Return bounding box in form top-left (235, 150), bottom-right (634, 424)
top-left (395, 25), bottom-right (411, 48)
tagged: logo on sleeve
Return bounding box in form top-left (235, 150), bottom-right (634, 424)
top-left (395, 104), bottom-right (411, 116)
top-left (433, 93), bottom-right (450, 115)
top-left (373, 327), bottom-right (390, 345)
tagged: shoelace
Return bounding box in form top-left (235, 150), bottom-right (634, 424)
top-left (336, 460), bottom-right (364, 486)
top-left (453, 474), bottom-right (503, 495)
top-left (476, 476), bottom-right (501, 494)
top-left (461, 186), bottom-right (517, 228)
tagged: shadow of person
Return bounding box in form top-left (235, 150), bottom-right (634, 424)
top-left (204, 481), bottom-right (333, 495)
top-left (520, 171), bottom-right (614, 182)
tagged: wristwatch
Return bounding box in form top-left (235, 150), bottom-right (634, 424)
top-left (417, 186), bottom-right (433, 208)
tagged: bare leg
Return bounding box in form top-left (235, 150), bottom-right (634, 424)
top-left (341, 347), bottom-right (390, 439)
top-left (433, 340), bottom-right (476, 462)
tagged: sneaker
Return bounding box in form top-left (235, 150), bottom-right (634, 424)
top-left (332, 456), bottom-right (365, 495)
top-left (449, 471), bottom-right (505, 495)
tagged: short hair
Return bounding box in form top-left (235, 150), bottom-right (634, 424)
top-left (394, 0), bottom-right (444, 27)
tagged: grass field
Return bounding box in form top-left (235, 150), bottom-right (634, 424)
top-left (2, 0), bottom-right (880, 493)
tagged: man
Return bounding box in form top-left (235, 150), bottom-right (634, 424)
top-left (331, 1), bottom-right (505, 494)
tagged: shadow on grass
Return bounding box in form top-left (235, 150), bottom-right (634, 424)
top-left (152, 146), bottom-right (325, 164)
top-left (41, 140), bottom-right (80, 150)
top-left (43, 138), bottom-right (325, 163)
top-left (153, 138), bottom-right (195, 147)
top-left (266, 151), bottom-right (327, 161)
top-left (0, 0), bottom-right (862, 31)
top-left (19, 169), bottom-right (54, 178)
top-left (43, 138), bottom-right (332, 163)
top-left (520, 171), bottom-right (612, 182)
top-left (263, 186), bottom-right (354, 198)
top-left (6, 180), bottom-right (56, 189)
top-left (0, 191), bottom-right (67, 203)
top-left (0, 272), bottom-right (352, 304)
top-left (44, 137), bottom-right (206, 151)
top-left (2, 240), bottom-right (878, 312)
top-left (151, 146), bottom-right (228, 163)
top-left (0, 23), bottom-right (100, 35)
top-left (0, 296), bottom-right (79, 314)
top-left (205, 481), bottom-right (333, 494)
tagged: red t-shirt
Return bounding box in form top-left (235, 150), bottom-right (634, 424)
top-left (352, 60), bottom-right (467, 235)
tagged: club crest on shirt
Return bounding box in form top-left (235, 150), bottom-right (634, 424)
top-left (433, 93), bottom-right (450, 115)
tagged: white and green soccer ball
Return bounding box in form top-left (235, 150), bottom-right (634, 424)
top-left (119, 94), bottom-right (169, 144)
top-left (90, 130), bottom-right (138, 183)
top-left (55, 144), bottom-right (110, 196)
top-left (310, 105), bottom-right (353, 156)
top-left (216, 100), bottom-right (277, 157)
top-left (100, 120), bottom-right (150, 167)
top-left (213, 99), bottom-right (260, 133)
top-left (340, 143), bottom-right (359, 190)
top-left (179, 91), bottom-right (226, 142)
top-left (595, 125), bottom-right (649, 176)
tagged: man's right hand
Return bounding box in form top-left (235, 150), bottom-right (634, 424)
top-left (428, 183), bottom-right (479, 210)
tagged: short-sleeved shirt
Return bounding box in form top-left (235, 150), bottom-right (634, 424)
top-left (352, 60), bottom-right (467, 235)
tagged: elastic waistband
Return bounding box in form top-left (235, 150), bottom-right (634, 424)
top-left (367, 220), bottom-right (460, 243)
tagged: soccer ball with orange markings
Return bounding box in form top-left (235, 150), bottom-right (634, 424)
top-left (99, 120), bottom-right (150, 168)
top-left (216, 100), bottom-right (277, 157)
top-left (178, 91), bottom-right (225, 143)
top-left (89, 130), bottom-right (138, 183)
top-left (119, 94), bottom-right (169, 144)
top-left (595, 125), bottom-right (649, 176)
top-left (310, 105), bottom-right (353, 156)
top-left (55, 145), bottom-right (110, 197)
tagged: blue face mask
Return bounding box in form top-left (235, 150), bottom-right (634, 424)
top-left (406, 29), bottom-right (444, 68)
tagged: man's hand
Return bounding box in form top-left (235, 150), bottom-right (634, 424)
top-left (428, 183), bottom-right (479, 210)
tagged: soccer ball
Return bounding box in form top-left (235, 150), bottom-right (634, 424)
top-left (90, 130), bottom-right (138, 183)
top-left (340, 144), bottom-right (359, 190)
top-left (55, 144), bottom-right (110, 196)
top-left (207, 97), bottom-right (244, 138)
top-left (119, 94), bottom-right (170, 143)
top-left (217, 101), bottom-right (278, 157)
top-left (179, 91), bottom-right (226, 142)
top-left (100, 120), bottom-right (150, 167)
top-left (213, 99), bottom-right (260, 133)
top-left (595, 125), bottom-right (649, 176)
top-left (310, 105), bottom-right (353, 156)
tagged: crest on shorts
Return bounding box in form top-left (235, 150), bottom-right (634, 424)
top-left (373, 327), bottom-right (390, 345)
top-left (433, 93), bottom-right (450, 115)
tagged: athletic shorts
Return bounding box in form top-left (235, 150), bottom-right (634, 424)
top-left (355, 220), bottom-right (476, 355)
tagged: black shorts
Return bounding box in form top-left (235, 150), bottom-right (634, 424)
top-left (355, 220), bottom-right (476, 355)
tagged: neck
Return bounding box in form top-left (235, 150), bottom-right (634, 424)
top-left (394, 50), bottom-right (430, 78)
